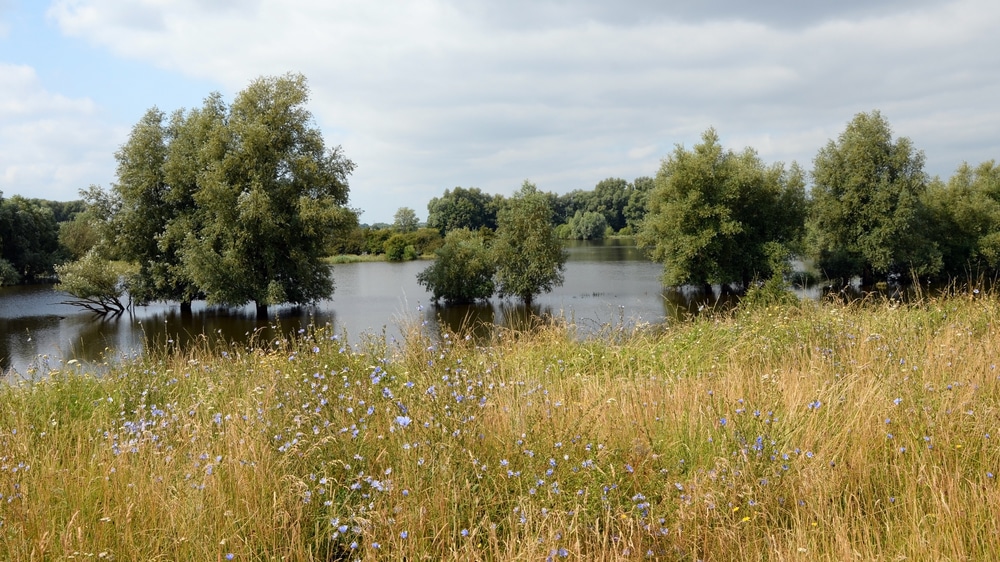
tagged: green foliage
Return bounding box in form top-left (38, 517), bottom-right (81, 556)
top-left (91, 73), bottom-right (355, 315)
top-left (416, 228), bottom-right (496, 303)
top-left (58, 211), bottom-right (101, 260)
top-left (384, 234), bottom-right (417, 261)
top-left (54, 251), bottom-right (136, 315)
top-left (808, 111), bottom-right (941, 284)
top-left (0, 194), bottom-right (61, 282)
top-left (95, 105), bottom-right (203, 305)
top-left (361, 226), bottom-right (394, 254)
top-left (624, 176), bottom-right (655, 230)
top-left (590, 177), bottom-right (631, 231)
top-left (637, 129), bottom-right (807, 288)
top-left (739, 273), bottom-right (800, 312)
top-left (563, 210), bottom-right (607, 240)
top-left (393, 207), bottom-right (419, 232)
top-left (922, 161), bottom-right (1000, 277)
top-left (426, 187), bottom-right (500, 234)
top-left (0, 258), bottom-right (18, 286)
top-left (492, 181), bottom-right (567, 304)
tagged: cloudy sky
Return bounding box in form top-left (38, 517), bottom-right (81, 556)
top-left (2, 0), bottom-right (998, 223)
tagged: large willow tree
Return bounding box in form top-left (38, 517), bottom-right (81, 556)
top-left (638, 129), bottom-right (807, 290)
top-left (807, 111), bottom-right (940, 284)
top-left (93, 73), bottom-right (355, 316)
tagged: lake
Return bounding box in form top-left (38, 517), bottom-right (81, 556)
top-left (0, 240), bottom-right (791, 377)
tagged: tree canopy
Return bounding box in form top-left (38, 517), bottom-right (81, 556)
top-left (807, 110), bottom-right (940, 284)
top-left (426, 187), bottom-right (499, 234)
top-left (638, 129), bottom-right (806, 289)
top-left (393, 207), bottom-right (419, 232)
top-left (923, 160), bottom-right (1000, 277)
top-left (416, 228), bottom-right (495, 304)
top-left (87, 73), bottom-right (355, 316)
top-left (492, 181), bottom-right (567, 304)
top-left (0, 194), bottom-right (61, 284)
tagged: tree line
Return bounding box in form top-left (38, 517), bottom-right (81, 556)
top-left (3, 74), bottom-right (998, 313)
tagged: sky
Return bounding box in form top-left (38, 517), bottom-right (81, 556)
top-left (1, 0), bottom-right (998, 224)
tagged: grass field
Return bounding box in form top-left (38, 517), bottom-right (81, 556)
top-left (2, 289), bottom-right (999, 560)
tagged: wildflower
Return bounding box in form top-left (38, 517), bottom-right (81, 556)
top-left (226, 554), bottom-right (234, 560)
top-left (461, 529), bottom-right (469, 537)
top-left (400, 530), bottom-right (408, 539)
top-left (395, 415), bottom-right (412, 428)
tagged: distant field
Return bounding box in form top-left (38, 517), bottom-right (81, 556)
top-left (2, 290), bottom-right (998, 560)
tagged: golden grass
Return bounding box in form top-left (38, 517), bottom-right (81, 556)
top-left (2, 291), bottom-right (1000, 560)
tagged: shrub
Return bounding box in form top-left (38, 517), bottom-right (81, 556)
top-left (416, 228), bottom-right (495, 303)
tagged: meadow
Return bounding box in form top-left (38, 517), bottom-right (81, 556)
top-left (2, 289), bottom-right (999, 560)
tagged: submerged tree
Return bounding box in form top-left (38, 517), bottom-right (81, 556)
top-left (807, 111), bottom-right (940, 284)
top-left (55, 250), bottom-right (136, 315)
top-left (82, 73), bottom-right (355, 317)
top-left (492, 181), bottom-right (567, 304)
top-left (922, 160), bottom-right (1000, 277)
top-left (179, 74), bottom-right (356, 316)
top-left (416, 228), bottom-right (495, 304)
top-left (638, 129), bottom-right (806, 289)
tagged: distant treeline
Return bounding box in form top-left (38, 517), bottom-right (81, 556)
top-left (0, 195), bottom-right (89, 285)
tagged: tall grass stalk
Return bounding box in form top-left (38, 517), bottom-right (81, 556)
top-left (2, 291), bottom-right (1000, 560)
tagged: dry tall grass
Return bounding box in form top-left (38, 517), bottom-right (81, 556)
top-left (2, 291), bottom-right (999, 560)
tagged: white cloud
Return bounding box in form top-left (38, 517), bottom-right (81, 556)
top-left (38, 0), bottom-right (1000, 219)
top-left (0, 63), bottom-right (121, 201)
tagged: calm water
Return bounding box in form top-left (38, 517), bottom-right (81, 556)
top-left (0, 240), bottom-right (753, 377)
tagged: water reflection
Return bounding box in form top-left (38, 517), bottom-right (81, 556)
top-left (0, 240), bottom-right (829, 377)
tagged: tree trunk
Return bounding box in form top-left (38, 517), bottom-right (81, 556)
top-left (180, 301), bottom-right (192, 315)
top-left (256, 302), bottom-right (268, 319)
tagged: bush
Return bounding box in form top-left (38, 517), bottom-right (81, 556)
top-left (54, 251), bottom-right (137, 315)
top-left (384, 234), bottom-right (414, 261)
top-left (416, 228), bottom-right (495, 303)
top-left (567, 210), bottom-right (607, 240)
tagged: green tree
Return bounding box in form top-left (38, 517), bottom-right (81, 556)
top-left (808, 111), bottom-right (940, 284)
top-left (566, 210), bottom-right (608, 240)
top-left (99, 106), bottom-right (204, 307)
top-left (492, 181), bottom-right (567, 304)
top-left (922, 160), bottom-right (1000, 277)
top-left (0, 193), bottom-right (61, 283)
top-left (384, 234), bottom-right (418, 261)
top-left (179, 74), bottom-right (355, 316)
top-left (554, 189), bottom-right (595, 225)
top-left (58, 210), bottom-right (101, 260)
top-left (426, 187), bottom-right (499, 234)
top-left (416, 228), bottom-right (495, 304)
top-left (590, 177), bottom-right (631, 232)
top-left (54, 250), bottom-right (137, 315)
top-left (637, 129), bottom-right (807, 289)
top-left (623, 176), bottom-right (654, 231)
top-left (393, 207), bottom-right (420, 232)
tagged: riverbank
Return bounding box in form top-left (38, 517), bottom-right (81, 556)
top-left (2, 291), bottom-right (998, 559)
